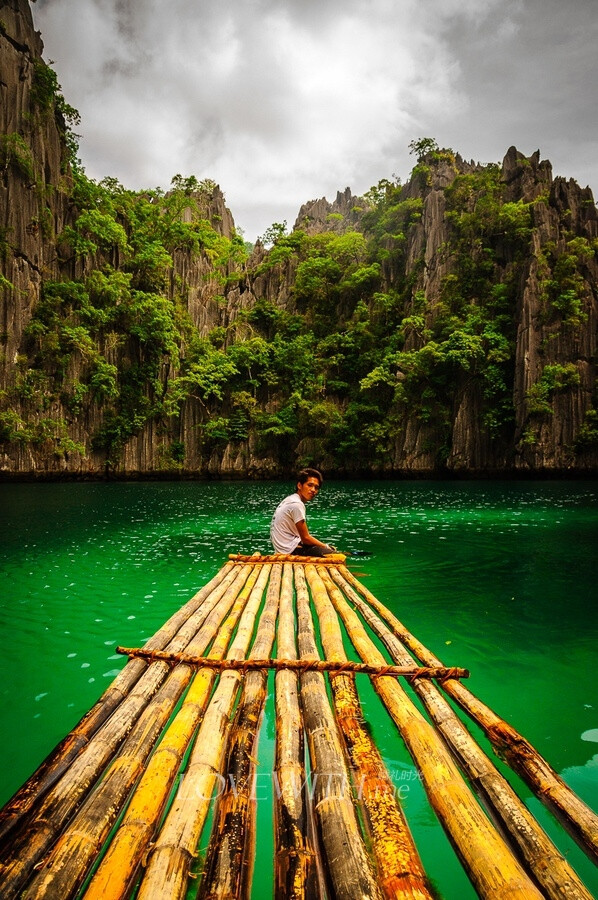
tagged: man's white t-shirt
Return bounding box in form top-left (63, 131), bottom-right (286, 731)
top-left (270, 492), bottom-right (306, 553)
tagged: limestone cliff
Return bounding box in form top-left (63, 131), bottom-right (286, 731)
top-left (239, 148), bottom-right (598, 476)
top-left (1, 0), bottom-right (596, 478)
top-left (0, 0), bottom-right (247, 477)
top-left (382, 147), bottom-right (598, 473)
top-left (0, 0), bottom-right (72, 386)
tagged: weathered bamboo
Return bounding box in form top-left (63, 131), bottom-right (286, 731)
top-left (294, 565), bottom-right (383, 900)
top-left (273, 564), bottom-right (319, 900)
top-left (304, 564), bottom-right (433, 900)
top-left (314, 564), bottom-right (544, 900)
top-left (328, 565), bottom-right (595, 900)
top-left (114, 647), bottom-right (468, 680)
top-left (336, 564), bottom-right (598, 865)
top-left (229, 552), bottom-right (347, 565)
top-left (0, 563), bottom-right (251, 900)
top-left (136, 564), bottom-right (271, 900)
top-left (0, 562), bottom-right (235, 849)
top-left (22, 563), bottom-right (257, 900)
top-left (199, 564), bottom-right (282, 898)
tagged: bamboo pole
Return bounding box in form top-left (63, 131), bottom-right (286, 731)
top-left (114, 648), bottom-right (468, 680)
top-left (21, 563), bottom-right (257, 900)
top-left (314, 564), bottom-right (544, 900)
top-left (304, 564), bottom-right (433, 900)
top-left (0, 562), bottom-right (235, 849)
top-left (336, 564), bottom-right (598, 865)
top-left (328, 565), bottom-right (595, 900)
top-left (198, 564), bottom-right (282, 898)
top-left (294, 565), bottom-right (383, 900)
top-left (272, 563), bottom-right (319, 900)
top-left (228, 553), bottom-right (347, 564)
top-left (136, 563), bottom-right (272, 900)
top-left (0, 563), bottom-right (251, 900)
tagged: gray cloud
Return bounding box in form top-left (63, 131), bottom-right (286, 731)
top-left (34, 0), bottom-right (597, 239)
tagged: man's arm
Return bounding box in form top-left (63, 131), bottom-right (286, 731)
top-left (296, 520), bottom-right (335, 552)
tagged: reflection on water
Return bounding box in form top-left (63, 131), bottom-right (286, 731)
top-left (1, 479), bottom-right (597, 897)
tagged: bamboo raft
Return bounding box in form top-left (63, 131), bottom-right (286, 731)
top-left (0, 554), bottom-right (597, 899)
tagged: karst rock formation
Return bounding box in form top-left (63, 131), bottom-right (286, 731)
top-left (1, 0), bottom-right (597, 478)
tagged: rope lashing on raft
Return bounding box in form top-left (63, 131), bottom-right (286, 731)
top-left (115, 646), bottom-right (469, 681)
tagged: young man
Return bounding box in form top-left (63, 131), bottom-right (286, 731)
top-left (270, 468), bottom-right (337, 556)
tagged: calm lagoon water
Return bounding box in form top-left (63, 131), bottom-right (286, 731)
top-left (0, 479), bottom-right (597, 897)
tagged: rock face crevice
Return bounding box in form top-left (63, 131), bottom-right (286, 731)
top-left (1, 0), bottom-right (597, 478)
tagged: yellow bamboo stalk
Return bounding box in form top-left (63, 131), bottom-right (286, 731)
top-left (136, 564), bottom-right (271, 900)
top-left (328, 565), bottom-right (594, 900)
top-left (0, 562), bottom-right (235, 850)
top-left (199, 564), bottom-right (283, 898)
top-left (336, 564), bottom-right (598, 865)
top-left (295, 566), bottom-right (383, 900)
top-left (273, 563), bottom-right (319, 899)
top-left (315, 564), bottom-right (543, 900)
top-left (305, 564), bottom-right (433, 900)
top-left (0, 563), bottom-right (248, 900)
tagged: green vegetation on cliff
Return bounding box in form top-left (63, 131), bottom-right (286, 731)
top-left (1, 127), bottom-right (596, 473)
top-left (1, 170), bottom-right (248, 467)
top-left (2, 2), bottom-right (595, 476)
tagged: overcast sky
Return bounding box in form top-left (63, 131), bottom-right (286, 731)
top-left (33, 0), bottom-right (598, 241)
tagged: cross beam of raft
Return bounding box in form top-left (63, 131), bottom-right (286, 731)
top-left (228, 552), bottom-right (348, 564)
top-left (115, 647), bottom-right (469, 680)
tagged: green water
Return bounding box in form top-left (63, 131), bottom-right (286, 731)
top-left (1, 479), bottom-right (597, 897)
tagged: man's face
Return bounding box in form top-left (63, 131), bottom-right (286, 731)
top-left (297, 477), bottom-right (320, 502)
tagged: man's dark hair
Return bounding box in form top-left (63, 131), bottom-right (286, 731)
top-left (297, 467), bottom-right (323, 486)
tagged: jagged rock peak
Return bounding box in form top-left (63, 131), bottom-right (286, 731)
top-left (176, 182), bottom-right (237, 239)
top-left (501, 146), bottom-right (553, 200)
top-left (293, 186), bottom-right (368, 234)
